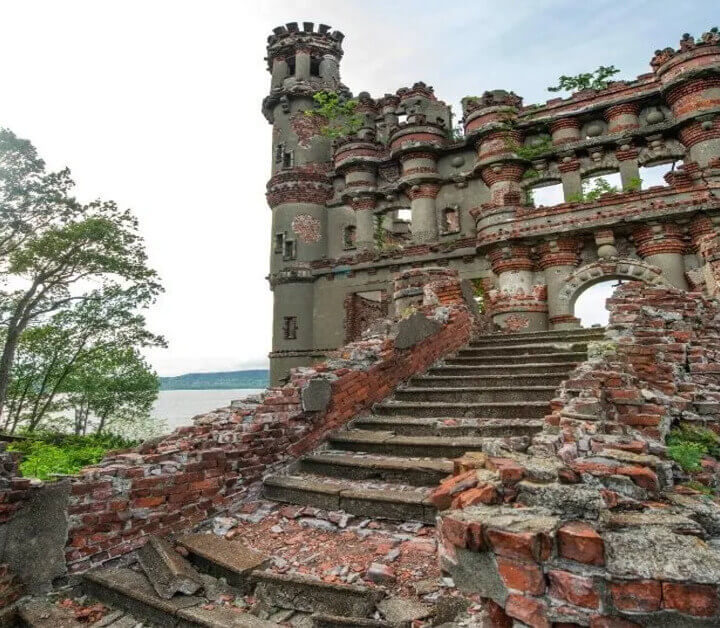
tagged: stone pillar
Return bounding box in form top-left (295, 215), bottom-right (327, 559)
top-left (271, 56), bottom-right (289, 88)
top-left (392, 267), bottom-right (460, 316)
top-left (480, 163), bottom-right (525, 207)
top-left (319, 54), bottom-right (339, 82)
top-left (350, 195), bottom-right (376, 251)
top-left (538, 238), bottom-right (582, 329)
top-left (615, 143), bottom-right (641, 190)
top-left (487, 244), bottom-right (548, 332)
top-left (295, 48), bottom-right (311, 80)
top-left (558, 156), bottom-right (583, 200)
top-left (407, 183), bottom-right (440, 243)
top-left (632, 223), bottom-right (688, 289)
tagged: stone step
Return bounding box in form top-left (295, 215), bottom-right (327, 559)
top-left (470, 328), bottom-right (605, 345)
top-left (393, 386), bottom-right (556, 403)
top-left (253, 570), bottom-right (383, 618)
top-left (444, 351), bottom-right (587, 365)
top-left (426, 363), bottom-right (578, 376)
top-left (456, 342), bottom-right (588, 356)
top-left (374, 400), bottom-right (549, 419)
top-left (300, 450), bottom-right (453, 486)
top-left (262, 474), bottom-right (435, 522)
top-left (83, 567), bottom-right (276, 627)
top-left (350, 416), bottom-right (543, 438)
top-left (328, 429), bottom-right (505, 457)
top-left (409, 373), bottom-right (566, 387)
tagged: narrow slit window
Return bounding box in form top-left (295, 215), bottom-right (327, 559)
top-left (274, 232), bottom-right (285, 254)
top-left (274, 144), bottom-right (284, 163)
top-left (283, 239), bottom-right (296, 260)
top-left (310, 57), bottom-right (321, 77)
top-left (283, 316), bottom-right (298, 340)
top-left (282, 150), bottom-right (294, 169)
top-left (343, 225), bottom-right (357, 249)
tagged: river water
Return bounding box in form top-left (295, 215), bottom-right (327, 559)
top-left (153, 389), bottom-right (263, 430)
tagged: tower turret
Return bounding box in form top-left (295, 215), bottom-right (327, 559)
top-left (264, 22), bottom-right (347, 384)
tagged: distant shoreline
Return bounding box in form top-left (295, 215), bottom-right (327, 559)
top-left (159, 369), bottom-right (268, 391)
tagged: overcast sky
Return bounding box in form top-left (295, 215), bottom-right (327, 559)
top-left (0, 1), bottom-right (715, 375)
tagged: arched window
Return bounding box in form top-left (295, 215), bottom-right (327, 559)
top-left (441, 207), bottom-right (460, 234)
top-left (343, 225), bottom-right (357, 250)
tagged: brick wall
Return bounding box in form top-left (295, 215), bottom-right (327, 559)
top-left (56, 268), bottom-right (472, 574)
top-left (436, 282), bottom-right (720, 627)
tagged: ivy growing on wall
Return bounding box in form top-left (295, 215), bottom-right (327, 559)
top-left (304, 91), bottom-right (363, 139)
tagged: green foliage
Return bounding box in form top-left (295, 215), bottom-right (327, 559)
top-left (623, 176), bottom-right (643, 193)
top-left (304, 91), bottom-right (363, 139)
top-left (548, 65), bottom-right (621, 93)
top-left (568, 177), bottom-right (619, 203)
top-left (666, 425), bottom-right (720, 472)
top-left (667, 442), bottom-right (706, 472)
top-left (0, 128), bottom-right (164, 433)
top-left (450, 127), bottom-right (464, 141)
top-left (470, 279), bottom-right (486, 313)
top-left (506, 136), bottom-right (553, 161)
top-left (7, 431), bottom-right (138, 480)
top-left (682, 480), bottom-right (715, 496)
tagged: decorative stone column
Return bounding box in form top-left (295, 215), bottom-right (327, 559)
top-left (407, 183), bottom-right (440, 243)
top-left (557, 155), bottom-right (583, 200)
top-left (349, 195), bottom-right (376, 251)
top-left (615, 142), bottom-right (641, 191)
top-left (271, 56), bottom-right (289, 88)
top-left (595, 229), bottom-right (618, 258)
top-left (294, 47), bottom-right (311, 80)
top-left (632, 222), bottom-right (688, 289)
top-left (605, 103), bottom-right (640, 135)
top-left (538, 237), bottom-right (582, 329)
top-left (550, 118), bottom-right (581, 145)
top-left (487, 244), bottom-right (548, 332)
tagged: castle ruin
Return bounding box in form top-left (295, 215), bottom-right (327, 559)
top-left (264, 22), bottom-right (720, 384)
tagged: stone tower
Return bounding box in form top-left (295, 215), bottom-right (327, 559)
top-left (263, 22), bottom-right (346, 384)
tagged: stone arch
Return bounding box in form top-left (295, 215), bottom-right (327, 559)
top-left (554, 258), bottom-right (671, 320)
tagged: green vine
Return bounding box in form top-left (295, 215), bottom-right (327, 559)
top-left (506, 136), bottom-right (553, 160)
top-left (304, 91), bottom-right (363, 139)
top-left (548, 65), bottom-right (621, 93)
top-left (567, 176), bottom-right (643, 203)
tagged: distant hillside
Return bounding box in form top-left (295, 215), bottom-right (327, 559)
top-left (159, 369), bottom-right (268, 391)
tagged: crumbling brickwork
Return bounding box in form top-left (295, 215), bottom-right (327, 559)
top-left (436, 281), bottom-right (720, 626)
top-left (263, 23), bottom-right (720, 385)
top-left (0, 269), bottom-right (471, 585)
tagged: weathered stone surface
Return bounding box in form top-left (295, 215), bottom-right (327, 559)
top-left (18, 600), bottom-right (84, 628)
top-left (253, 570), bottom-right (383, 618)
top-left (605, 527), bottom-right (720, 583)
top-left (376, 596), bottom-right (432, 624)
top-left (178, 534), bottom-right (268, 590)
top-left (394, 313), bottom-right (441, 350)
top-left (0, 480), bottom-right (69, 594)
top-left (177, 605), bottom-right (279, 627)
top-left (137, 535), bottom-right (203, 599)
top-left (302, 378), bottom-right (333, 412)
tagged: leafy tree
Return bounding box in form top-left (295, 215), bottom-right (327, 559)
top-left (0, 129), bottom-right (162, 419)
top-left (64, 346), bottom-right (159, 436)
top-left (304, 91), bottom-right (363, 138)
top-left (548, 66), bottom-right (621, 93)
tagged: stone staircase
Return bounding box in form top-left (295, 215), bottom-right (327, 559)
top-left (263, 328), bottom-right (606, 524)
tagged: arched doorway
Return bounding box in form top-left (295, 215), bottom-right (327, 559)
top-left (551, 259), bottom-right (672, 328)
top-left (574, 280), bottom-right (620, 327)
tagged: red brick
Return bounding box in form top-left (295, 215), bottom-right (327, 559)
top-left (486, 528), bottom-right (552, 562)
top-left (617, 465), bottom-right (659, 491)
top-left (485, 599), bottom-right (512, 628)
top-left (428, 470), bottom-right (478, 510)
top-left (487, 457), bottom-right (525, 484)
top-left (505, 594), bottom-right (549, 628)
top-left (440, 516), bottom-right (468, 549)
top-left (451, 484), bottom-right (499, 508)
top-left (662, 582), bottom-right (719, 617)
top-left (496, 557), bottom-right (545, 594)
top-left (548, 569), bottom-right (600, 609)
top-left (131, 496), bottom-right (165, 508)
top-left (557, 521), bottom-right (604, 565)
top-left (609, 579), bottom-right (662, 612)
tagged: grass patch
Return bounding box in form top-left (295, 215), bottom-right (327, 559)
top-left (7, 432), bottom-right (139, 480)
